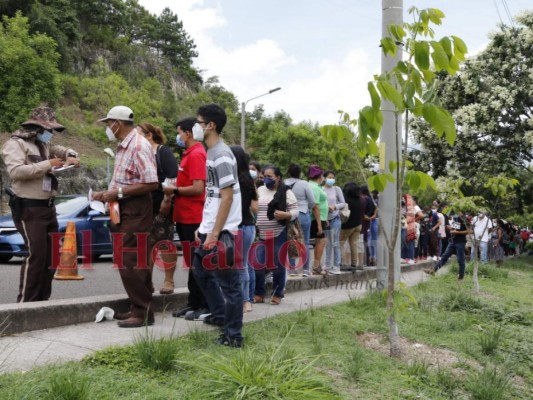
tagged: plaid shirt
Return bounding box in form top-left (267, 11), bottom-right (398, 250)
top-left (109, 128), bottom-right (158, 189)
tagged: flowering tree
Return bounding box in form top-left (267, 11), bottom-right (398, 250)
top-left (412, 11), bottom-right (533, 179)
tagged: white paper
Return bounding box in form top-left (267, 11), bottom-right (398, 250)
top-left (90, 200), bottom-right (106, 214)
top-left (88, 188), bottom-right (106, 214)
top-left (163, 177), bottom-right (176, 187)
top-left (51, 164), bottom-right (76, 172)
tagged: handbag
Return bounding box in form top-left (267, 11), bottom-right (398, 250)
top-left (148, 213), bottom-right (174, 247)
top-left (340, 204), bottom-right (351, 223)
top-left (287, 219), bottom-right (306, 259)
top-left (194, 230), bottom-right (236, 268)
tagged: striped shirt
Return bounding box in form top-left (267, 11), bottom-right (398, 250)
top-left (198, 140), bottom-right (242, 234)
top-left (109, 128), bottom-right (158, 190)
top-left (256, 185), bottom-right (298, 239)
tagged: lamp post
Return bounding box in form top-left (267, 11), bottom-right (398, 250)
top-left (240, 87), bottom-right (281, 150)
top-left (103, 148), bottom-right (115, 184)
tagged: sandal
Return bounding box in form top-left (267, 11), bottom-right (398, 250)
top-left (270, 296), bottom-right (282, 305)
top-left (159, 284), bottom-right (175, 295)
top-left (253, 295), bottom-right (264, 304)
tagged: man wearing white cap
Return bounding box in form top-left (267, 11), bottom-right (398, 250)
top-left (93, 106), bottom-right (159, 328)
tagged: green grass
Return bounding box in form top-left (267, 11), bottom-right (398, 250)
top-left (0, 257), bottom-right (531, 399)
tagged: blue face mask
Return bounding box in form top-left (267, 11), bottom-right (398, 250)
top-left (249, 170), bottom-right (258, 179)
top-left (326, 178), bottom-right (335, 186)
top-left (263, 177), bottom-right (276, 189)
top-left (176, 134), bottom-right (186, 148)
top-left (36, 130), bottom-right (53, 143)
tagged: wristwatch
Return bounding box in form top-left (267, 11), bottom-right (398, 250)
top-left (173, 188), bottom-right (180, 196)
top-left (117, 187), bottom-right (123, 200)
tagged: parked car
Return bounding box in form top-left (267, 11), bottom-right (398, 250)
top-left (0, 196), bottom-right (112, 263)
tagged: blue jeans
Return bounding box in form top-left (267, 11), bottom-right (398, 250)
top-left (479, 241), bottom-right (489, 263)
top-left (289, 211), bottom-right (311, 272)
top-left (253, 228), bottom-right (287, 298)
top-left (401, 228), bottom-right (415, 260)
top-left (369, 218), bottom-right (379, 258)
top-left (240, 224), bottom-right (256, 302)
top-left (435, 241), bottom-right (466, 278)
top-left (192, 233), bottom-right (243, 341)
top-left (325, 216), bottom-right (341, 268)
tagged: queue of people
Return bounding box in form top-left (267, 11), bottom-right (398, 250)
top-left (4, 104), bottom-right (530, 347)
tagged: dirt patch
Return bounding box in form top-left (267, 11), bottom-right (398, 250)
top-left (477, 292), bottom-right (500, 301)
top-left (357, 332), bottom-right (478, 372)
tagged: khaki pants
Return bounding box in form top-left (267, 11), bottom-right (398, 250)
top-left (340, 225), bottom-right (362, 266)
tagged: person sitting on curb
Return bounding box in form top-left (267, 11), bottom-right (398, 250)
top-left (423, 207), bottom-right (470, 280)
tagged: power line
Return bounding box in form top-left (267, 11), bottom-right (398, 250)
top-left (501, 0), bottom-right (515, 27)
top-left (493, 0), bottom-right (505, 26)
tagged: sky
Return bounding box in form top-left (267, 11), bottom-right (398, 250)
top-left (137, 0), bottom-right (532, 125)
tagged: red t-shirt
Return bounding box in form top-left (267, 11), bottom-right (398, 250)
top-left (172, 143), bottom-right (206, 224)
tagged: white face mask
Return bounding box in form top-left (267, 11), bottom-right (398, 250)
top-left (106, 121), bottom-right (117, 142)
top-left (36, 130), bottom-right (53, 143)
top-left (192, 123), bottom-right (205, 141)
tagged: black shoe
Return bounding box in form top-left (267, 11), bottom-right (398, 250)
top-left (203, 315), bottom-right (224, 327)
top-left (184, 308), bottom-right (210, 321)
top-left (172, 306), bottom-right (193, 318)
top-left (215, 334), bottom-right (243, 348)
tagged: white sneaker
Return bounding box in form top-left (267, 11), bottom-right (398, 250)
top-left (328, 268), bottom-right (341, 275)
top-left (408, 259), bottom-right (416, 265)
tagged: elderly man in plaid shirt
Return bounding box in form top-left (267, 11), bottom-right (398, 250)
top-left (93, 106), bottom-right (159, 328)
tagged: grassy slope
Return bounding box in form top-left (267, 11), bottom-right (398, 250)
top-left (0, 257), bottom-right (531, 399)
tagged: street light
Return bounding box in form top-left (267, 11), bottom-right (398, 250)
top-left (240, 87), bottom-right (281, 150)
top-left (103, 148), bottom-right (115, 184)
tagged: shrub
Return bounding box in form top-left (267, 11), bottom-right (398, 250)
top-left (465, 365), bottom-right (510, 400)
top-left (343, 347), bottom-right (366, 382)
top-left (43, 368), bottom-right (90, 400)
top-left (439, 290), bottom-right (483, 312)
top-left (181, 343), bottom-right (339, 399)
top-left (406, 358), bottom-right (431, 378)
top-left (478, 325), bottom-right (503, 355)
top-left (133, 330), bottom-right (178, 372)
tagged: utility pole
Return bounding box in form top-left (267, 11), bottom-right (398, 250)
top-left (377, 0), bottom-right (403, 289)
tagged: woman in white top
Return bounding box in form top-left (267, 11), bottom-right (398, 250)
top-left (252, 165), bottom-right (298, 305)
top-left (323, 170), bottom-right (346, 275)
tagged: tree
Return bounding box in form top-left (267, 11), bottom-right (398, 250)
top-left (27, 0), bottom-right (80, 72)
top-left (412, 11), bottom-right (533, 179)
top-left (336, 6), bottom-right (466, 357)
top-left (443, 174), bottom-right (518, 294)
top-left (0, 12), bottom-right (61, 132)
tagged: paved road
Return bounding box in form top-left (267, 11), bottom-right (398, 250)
top-left (0, 256), bottom-right (190, 305)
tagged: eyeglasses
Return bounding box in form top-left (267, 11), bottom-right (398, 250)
top-left (196, 119), bottom-right (209, 125)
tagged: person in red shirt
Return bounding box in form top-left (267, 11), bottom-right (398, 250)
top-left (162, 117), bottom-right (208, 319)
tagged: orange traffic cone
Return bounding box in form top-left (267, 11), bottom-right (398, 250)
top-left (54, 221), bottom-right (84, 280)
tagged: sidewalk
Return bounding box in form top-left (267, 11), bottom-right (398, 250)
top-left (0, 268), bottom-right (429, 373)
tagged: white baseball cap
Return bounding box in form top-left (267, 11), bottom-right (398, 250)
top-left (98, 106), bottom-right (134, 122)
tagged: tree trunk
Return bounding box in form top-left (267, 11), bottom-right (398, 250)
top-left (472, 242), bottom-right (480, 293)
top-left (387, 246), bottom-right (401, 358)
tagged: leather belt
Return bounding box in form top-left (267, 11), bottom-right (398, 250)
top-left (21, 198), bottom-right (55, 207)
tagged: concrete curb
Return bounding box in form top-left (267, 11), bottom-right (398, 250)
top-left (0, 261), bottom-right (433, 336)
